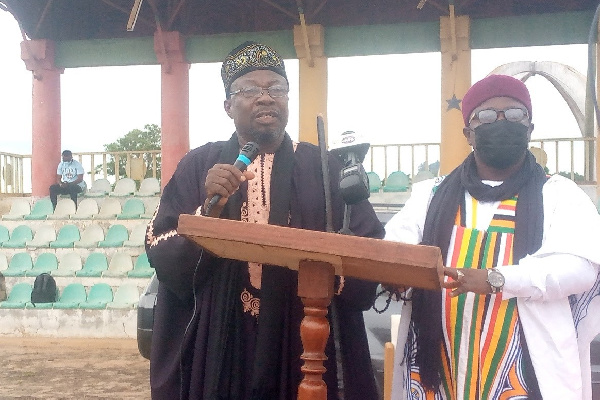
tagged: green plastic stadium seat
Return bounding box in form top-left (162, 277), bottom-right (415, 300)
top-left (84, 178), bottom-right (112, 198)
top-left (1, 198), bottom-right (30, 221)
top-left (412, 169), bottom-right (435, 183)
top-left (76, 253), bottom-right (108, 277)
top-left (0, 225), bottom-right (9, 245)
top-left (3, 252), bottom-right (33, 277)
top-left (128, 253), bottom-right (154, 278)
top-left (70, 198), bottom-right (99, 220)
top-left (109, 178), bottom-right (136, 197)
top-left (26, 225), bottom-right (56, 249)
top-left (97, 224), bottom-right (128, 248)
top-left (47, 198), bottom-right (76, 220)
top-left (52, 253), bottom-right (82, 277)
top-left (103, 253), bottom-right (133, 278)
top-left (25, 252), bottom-right (59, 276)
top-left (135, 177), bottom-right (160, 197)
top-left (116, 198), bottom-right (145, 220)
top-left (49, 224), bottom-right (80, 248)
top-left (367, 172), bottom-right (382, 193)
top-left (53, 282), bottom-right (86, 309)
top-left (383, 171), bottom-right (410, 192)
top-left (79, 283), bottom-right (113, 309)
top-left (24, 198), bottom-right (54, 220)
top-left (73, 224), bottom-right (104, 248)
top-left (106, 283), bottom-right (140, 309)
top-left (0, 283), bottom-right (32, 309)
top-left (2, 225), bottom-right (33, 248)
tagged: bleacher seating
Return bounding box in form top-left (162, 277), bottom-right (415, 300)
top-left (52, 283), bottom-right (87, 309)
top-left (98, 224), bottom-right (129, 247)
top-left (50, 224), bottom-right (80, 248)
top-left (383, 171), bottom-right (410, 192)
top-left (2, 225), bottom-right (33, 248)
top-left (135, 177), bottom-right (160, 197)
top-left (84, 178), bottom-right (112, 198)
top-left (367, 172), bottom-right (382, 193)
top-left (0, 253), bottom-right (8, 272)
top-left (117, 198), bottom-right (145, 220)
top-left (0, 185), bottom-right (159, 336)
top-left (76, 253), bottom-right (109, 277)
top-left (74, 224), bottom-right (104, 248)
top-left (0, 283), bottom-right (32, 309)
top-left (94, 198), bottom-right (122, 220)
top-left (103, 253), bottom-right (133, 278)
top-left (25, 253), bottom-right (59, 276)
top-left (3, 253), bottom-right (33, 277)
top-left (24, 198), bottom-right (54, 220)
top-left (2, 198), bottom-right (30, 220)
top-left (0, 224), bottom-right (10, 245)
top-left (107, 283), bottom-right (139, 309)
top-left (52, 253), bottom-right (82, 277)
top-left (128, 253), bottom-right (154, 278)
top-left (110, 178), bottom-right (136, 197)
top-left (70, 198), bottom-right (99, 220)
top-left (79, 283), bottom-right (113, 309)
top-left (47, 198), bottom-right (76, 220)
top-left (141, 197), bottom-right (159, 218)
top-left (26, 225), bottom-right (56, 249)
top-left (412, 169), bottom-right (435, 183)
top-left (124, 223), bottom-right (147, 247)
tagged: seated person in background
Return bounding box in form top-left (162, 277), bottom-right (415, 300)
top-left (49, 150), bottom-right (87, 209)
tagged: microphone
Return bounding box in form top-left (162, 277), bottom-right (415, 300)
top-left (204, 141), bottom-right (260, 215)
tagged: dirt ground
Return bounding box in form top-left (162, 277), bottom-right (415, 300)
top-left (0, 337), bottom-right (150, 400)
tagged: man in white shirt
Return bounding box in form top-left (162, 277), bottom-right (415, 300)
top-left (49, 150), bottom-right (86, 209)
top-left (385, 74), bottom-right (600, 399)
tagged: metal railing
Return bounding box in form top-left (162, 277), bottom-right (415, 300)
top-left (0, 138), bottom-right (596, 194)
top-left (0, 150), bottom-right (161, 194)
top-left (365, 143), bottom-right (441, 182)
top-left (0, 152), bottom-right (29, 194)
top-left (530, 137), bottom-right (596, 182)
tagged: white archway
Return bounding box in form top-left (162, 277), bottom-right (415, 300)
top-left (489, 61), bottom-right (589, 137)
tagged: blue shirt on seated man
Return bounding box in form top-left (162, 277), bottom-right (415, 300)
top-left (49, 149), bottom-right (87, 209)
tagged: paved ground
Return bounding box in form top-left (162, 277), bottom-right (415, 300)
top-left (0, 337), bottom-right (150, 399)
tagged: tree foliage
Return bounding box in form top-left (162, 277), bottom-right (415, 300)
top-left (96, 124), bottom-right (162, 180)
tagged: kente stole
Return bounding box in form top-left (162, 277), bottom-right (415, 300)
top-left (409, 196), bottom-right (529, 400)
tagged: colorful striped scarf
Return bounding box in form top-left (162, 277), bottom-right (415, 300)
top-left (411, 151), bottom-right (547, 396)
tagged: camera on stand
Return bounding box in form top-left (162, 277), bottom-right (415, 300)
top-left (330, 131), bottom-right (371, 235)
top-left (330, 130), bottom-right (371, 205)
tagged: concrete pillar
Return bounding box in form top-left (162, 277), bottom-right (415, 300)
top-left (21, 39), bottom-right (64, 198)
top-left (154, 31), bottom-right (190, 188)
top-left (293, 24), bottom-right (328, 146)
top-left (440, 15), bottom-right (472, 175)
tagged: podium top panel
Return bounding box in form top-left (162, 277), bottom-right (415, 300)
top-left (178, 214), bottom-right (443, 291)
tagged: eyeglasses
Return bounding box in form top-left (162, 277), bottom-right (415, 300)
top-left (229, 85), bottom-right (289, 99)
top-left (469, 108), bottom-right (529, 125)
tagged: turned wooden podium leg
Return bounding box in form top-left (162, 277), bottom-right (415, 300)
top-left (297, 260), bottom-right (335, 400)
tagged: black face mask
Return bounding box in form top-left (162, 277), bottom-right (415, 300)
top-left (473, 119), bottom-right (529, 170)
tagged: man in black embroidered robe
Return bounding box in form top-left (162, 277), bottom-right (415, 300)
top-left (145, 41), bottom-right (384, 400)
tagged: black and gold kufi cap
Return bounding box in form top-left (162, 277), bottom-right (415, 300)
top-left (221, 41), bottom-right (287, 97)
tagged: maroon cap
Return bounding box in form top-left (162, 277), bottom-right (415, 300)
top-left (462, 74), bottom-right (532, 126)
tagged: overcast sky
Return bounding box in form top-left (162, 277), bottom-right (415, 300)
top-left (0, 10), bottom-right (589, 158)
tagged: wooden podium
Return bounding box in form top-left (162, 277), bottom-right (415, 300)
top-left (178, 214), bottom-right (443, 400)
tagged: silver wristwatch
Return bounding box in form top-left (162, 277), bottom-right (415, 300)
top-left (486, 268), bottom-right (505, 294)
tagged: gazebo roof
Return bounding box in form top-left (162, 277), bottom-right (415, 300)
top-left (2, 0), bottom-right (597, 42)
